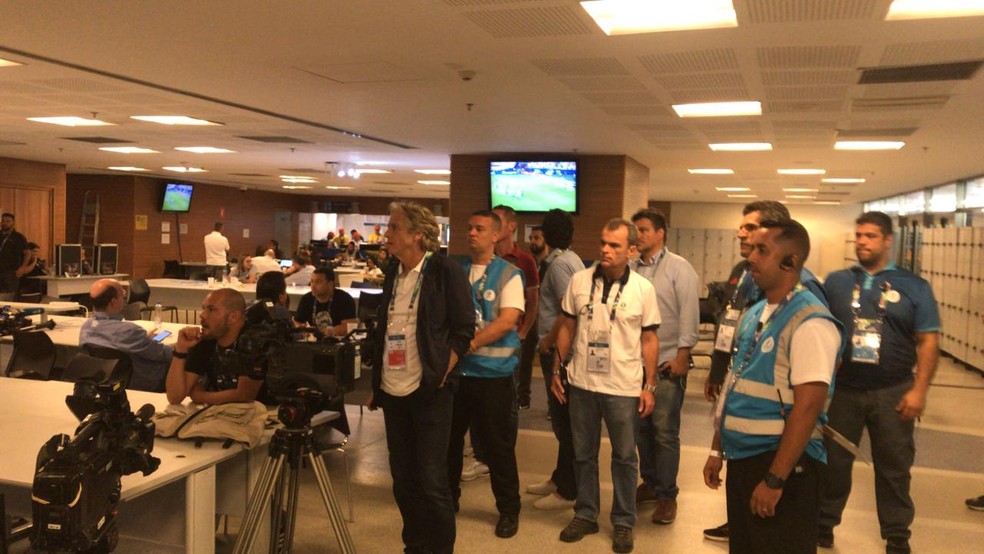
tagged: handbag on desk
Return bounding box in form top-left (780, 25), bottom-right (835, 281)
top-left (153, 402), bottom-right (268, 448)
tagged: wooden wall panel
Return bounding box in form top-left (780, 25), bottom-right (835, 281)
top-left (449, 154), bottom-right (636, 260)
top-left (0, 157), bottom-right (67, 262)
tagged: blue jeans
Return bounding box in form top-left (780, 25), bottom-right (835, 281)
top-left (569, 385), bottom-right (640, 527)
top-left (638, 371), bottom-right (686, 499)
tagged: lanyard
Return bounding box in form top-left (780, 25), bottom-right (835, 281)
top-left (587, 274), bottom-right (625, 324)
top-left (727, 268), bottom-right (750, 309)
top-left (728, 285), bottom-right (802, 382)
top-left (390, 252), bottom-right (432, 314)
top-left (851, 271), bottom-right (888, 324)
top-left (472, 258), bottom-right (493, 305)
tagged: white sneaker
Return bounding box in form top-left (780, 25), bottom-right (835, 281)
top-left (461, 461), bottom-right (490, 481)
top-left (526, 479), bottom-right (557, 495)
top-left (534, 492), bottom-right (575, 510)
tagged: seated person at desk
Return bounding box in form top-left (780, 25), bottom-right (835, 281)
top-left (16, 241), bottom-right (48, 300)
top-left (80, 278), bottom-right (173, 392)
top-left (284, 252), bottom-right (315, 286)
top-left (362, 256), bottom-right (384, 285)
top-left (249, 249), bottom-right (282, 278)
top-left (255, 270), bottom-right (293, 324)
top-left (293, 267), bottom-right (357, 338)
top-left (166, 288), bottom-right (269, 405)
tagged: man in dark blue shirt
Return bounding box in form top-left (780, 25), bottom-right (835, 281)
top-left (818, 212), bottom-right (940, 554)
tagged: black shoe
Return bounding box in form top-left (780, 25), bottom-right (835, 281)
top-left (886, 537), bottom-right (911, 554)
top-left (495, 514), bottom-right (519, 538)
top-left (703, 522), bottom-right (729, 542)
top-left (559, 517), bottom-right (599, 543)
top-left (967, 495), bottom-right (984, 511)
top-left (613, 525), bottom-right (634, 553)
top-left (818, 525), bottom-right (834, 548)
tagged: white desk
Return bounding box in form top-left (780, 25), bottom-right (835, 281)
top-left (0, 314), bottom-right (184, 347)
top-left (142, 278), bottom-right (381, 312)
top-left (29, 274), bottom-right (129, 297)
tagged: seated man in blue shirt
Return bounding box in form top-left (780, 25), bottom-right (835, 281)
top-left (80, 278), bottom-right (173, 392)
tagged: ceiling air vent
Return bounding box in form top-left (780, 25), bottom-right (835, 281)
top-left (237, 136), bottom-right (313, 144)
top-left (278, 167), bottom-right (323, 173)
top-left (858, 61), bottom-right (982, 84)
top-left (851, 96), bottom-right (948, 112)
top-left (62, 137), bottom-right (133, 144)
top-left (836, 127), bottom-right (918, 138)
top-left (373, 181), bottom-right (411, 186)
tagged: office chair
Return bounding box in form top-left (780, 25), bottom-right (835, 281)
top-left (129, 278), bottom-right (179, 323)
top-left (350, 280), bottom-right (379, 289)
top-left (59, 352), bottom-right (122, 384)
top-left (4, 329), bottom-right (58, 380)
top-left (122, 301), bottom-right (145, 321)
top-left (82, 346), bottom-right (135, 390)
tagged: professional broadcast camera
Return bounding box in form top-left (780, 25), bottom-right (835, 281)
top-left (0, 305), bottom-right (54, 336)
top-left (30, 381), bottom-right (160, 554)
top-left (215, 300), bottom-right (289, 381)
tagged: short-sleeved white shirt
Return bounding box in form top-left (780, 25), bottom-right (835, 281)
top-left (759, 303), bottom-right (840, 386)
top-left (562, 266), bottom-right (661, 397)
top-left (469, 264), bottom-right (525, 314)
top-left (381, 255), bottom-right (427, 397)
top-left (204, 231), bottom-right (230, 266)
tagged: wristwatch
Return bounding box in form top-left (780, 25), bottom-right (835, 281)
top-left (763, 471), bottom-right (785, 489)
top-left (643, 383), bottom-right (657, 393)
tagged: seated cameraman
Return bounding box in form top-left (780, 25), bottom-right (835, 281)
top-left (166, 288), bottom-right (270, 405)
top-left (255, 270), bottom-right (293, 323)
top-left (80, 278), bottom-right (173, 392)
top-left (293, 267), bottom-right (357, 338)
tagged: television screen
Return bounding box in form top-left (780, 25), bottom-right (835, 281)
top-left (161, 183), bottom-right (193, 212)
top-left (490, 160), bottom-right (577, 213)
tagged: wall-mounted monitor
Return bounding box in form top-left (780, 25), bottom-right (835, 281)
top-left (161, 183), bottom-right (194, 212)
top-left (489, 160), bottom-right (578, 214)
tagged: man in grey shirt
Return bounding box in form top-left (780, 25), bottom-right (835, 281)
top-left (630, 209), bottom-right (701, 526)
top-left (526, 209), bottom-right (585, 510)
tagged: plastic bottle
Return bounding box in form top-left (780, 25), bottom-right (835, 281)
top-left (153, 303), bottom-right (162, 329)
top-left (222, 267), bottom-right (229, 283)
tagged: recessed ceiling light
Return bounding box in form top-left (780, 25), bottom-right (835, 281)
top-left (163, 166), bottom-right (206, 173)
top-left (325, 185), bottom-right (354, 190)
top-left (281, 176), bottom-right (318, 183)
top-left (131, 115), bottom-right (221, 126)
top-left (354, 161), bottom-right (388, 166)
top-left (716, 187), bottom-right (750, 192)
top-left (418, 180), bottom-right (451, 186)
top-left (99, 146), bottom-right (159, 154)
top-left (786, 194), bottom-right (817, 199)
top-left (28, 116), bottom-right (114, 127)
top-left (282, 185), bottom-right (312, 190)
top-left (783, 188), bottom-right (819, 193)
top-left (709, 142), bottom-right (773, 151)
top-left (728, 194), bottom-right (758, 198)
top-left (689, 168), bottom-right (734, 175)
top-left (814, 200), bottom-right (842, 205)
top-left (174, 146), bottom-right (236, 154)
top-left (822, 178), bottom-right (867, 184)
top-left (834, 141), bottom-right (905, 150)
top-left (0, 58), bottom-right (24, 67)
top-left (355, 169), bottom-right (393, 174)
top-left (673, 101), bottom-right (761, 118)
top-left (777, 168), bottom-right (826, 175)
top-left (414, 169), bottom-right (452, 175)
top-left (885, 0), bottom-right (984, 20)
top-left (108, 166), bottom-right (149, 172)
top-left (580, 0), bottom-right (737, 35)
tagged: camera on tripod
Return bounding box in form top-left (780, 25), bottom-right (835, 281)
top-left (30, 380), bottom-right (160, 553)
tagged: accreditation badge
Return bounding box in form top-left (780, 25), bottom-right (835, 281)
top-left (587, 329), bottom-right (611, 373)
top-left (851, 318), bottom-right (882, 364)
top-left (714, 308), bottom-right (741, 353)
top-left (387, 333), bottom-right (408, 370)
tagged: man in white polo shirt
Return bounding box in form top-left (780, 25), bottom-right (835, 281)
top-left (551, 218), bottom-right (661, 554)
top-left (203, 221), bottom-right (230, 280)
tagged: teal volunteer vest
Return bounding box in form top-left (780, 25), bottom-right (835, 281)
top-left (459, 257), bottom-right (523, 378)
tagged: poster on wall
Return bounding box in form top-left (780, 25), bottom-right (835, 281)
top-left (162, 222), bottom-right (170, 233)
top-left (162, 233), bottom-right (170, 244)
top-left (180, 223), bottom-right (188, 235)
top-left (135, 215), bottom-right (148, 231)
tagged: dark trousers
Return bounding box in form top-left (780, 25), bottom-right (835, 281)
top-left (726, 451), bottom-right (820, 554)
top-left (539, 350), bottom-right (577, 500)
top-left (515, 324), bottom-right (538, 406)
top-left (448, 375), bottom-right (521, 517)
top-left (380, 386), bottom-right (456, 554)
top-left (205, 264), bottom-right (227, 280)
top-left (819, 380), bottom-right (915, 541)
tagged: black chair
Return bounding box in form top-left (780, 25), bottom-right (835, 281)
top-left (162, 259), bottom-right (183, 279)
top-left (82, 346), bottom-right (135, 389)
top-left (59, 352), bottom-right (122, 384)
top-left (187, 270), bottom-right (208, 281)
top-left (129, 278), bottom-right (179, 322)
top-left (4, 329), bottom-right (58, 380)
top-left (122, 301), bottom-right (145, 321)
top-left (350, 280), bottom-right (379, 289)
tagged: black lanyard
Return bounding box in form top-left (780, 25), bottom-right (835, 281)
top-left (851, 270), bottom-right (888, 324)
top-left (587, 274), bottom-right (625, 324)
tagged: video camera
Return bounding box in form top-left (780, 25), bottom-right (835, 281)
top-left (0, 305), bottom-right (55, 336)
top-left (215, 300), bottom-right (290, 381)
top-left (30, 381), bottom-right (160, 553)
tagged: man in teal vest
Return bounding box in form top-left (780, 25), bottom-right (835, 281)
top-left (703, 219), bottom-right (842, 554)
top-left (447, 210), bottom-right (525, 539)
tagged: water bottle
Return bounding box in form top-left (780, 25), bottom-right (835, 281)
top-left (153, 303), bottom-right (162, 330)
top-left (222, 267), bottom-right (229, 283)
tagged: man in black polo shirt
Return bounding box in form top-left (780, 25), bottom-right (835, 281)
top-left (293, 267), bottom-right (357, 338)
top-left (0, 212), bottom-right (32, 298)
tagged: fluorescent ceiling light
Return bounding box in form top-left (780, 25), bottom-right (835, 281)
top-left (835, 141), bottom-right (905, 151)
top-left (885, 0), bottom-right (984, 20)
top-left (28, 116), bottom-right (114, 127)
top-left (814, 200), bottom-right (842, 205)
top-left (709, 142), bottom-right (773, 151)
top-left (355, 169), bottom-right (392, 174)
top-left (414, 169), bottom-right (452, 175)
top-left (99, 146), bottom-right (159, 154)
top-left (325, 186), bottom-right (354, 190)
top-left (822, 178), bottom-right (866, 184)
top-left (786, 195), bottom-right (817, 199)
top-left (282, 185), bottom-right (312, 190)
top-left (108, 166), bottom-right (149, 172)
top-left (728, 194), bottom-right (758, 198)
top-left (354, 161), bottom-right (388, 166)
top-left (163, 166), bottom-right (206, 173)
top-left (0, 58), bottom-right (24, 67)
top-left (689, 168), bottom-right (734, 175)
top-left (673, 101), bottom-right (761, 118)
top-left (777, 168), bottom-right (826, 175)
top-left (281, 176), bottom-right (318, 183)
top-left (783, 188), bottom-right (819, 193)
top-left (174, 146), bottom-right (235, 154)
top-left (418, 180), bottom-right (451, 186)
top-left (716, 187), bottom-right (750, 192)
top-left (581, 0), bottom-right (737, 35)
top-left (131, 115), bottom-right (221, 126)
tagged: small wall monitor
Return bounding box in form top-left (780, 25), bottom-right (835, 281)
top-left (489, 160), bottom-right (578, 214)
top-left (95, 244), bottom-right (118, 275)
top-left (161, 183), bottom-right (194, 212)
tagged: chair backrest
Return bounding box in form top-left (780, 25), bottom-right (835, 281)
top-left (129, 278), bottom-right (151, 304)
top-left (357, 292), bottom-right (383, 323)
top-left (60, 352), bottom-right (123, 385)
top-left (121, 301), bottom-right (145, 321)
top-left (351, 280), bottom-right (378, 289)
top-left (187, 270), bottom-right (208, 281)
top-left (162, 259), bottom-right (183, 278)
top-left (4, 329), bottom-right (57, 380)
top-left (82, 346), bottom-right (134, 389)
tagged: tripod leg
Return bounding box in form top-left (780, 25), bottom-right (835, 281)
top-left (233, 454), bottom-right (285, 554)
top-left (307, 452), bottom-right (357, 554)
top-left (279, 461), bottom-right (303, 553)
top-left (269, 468), bottom-right (288, 554)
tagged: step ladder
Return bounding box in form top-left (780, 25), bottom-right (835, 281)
top-left (79, 190), bottom-right (99, 262)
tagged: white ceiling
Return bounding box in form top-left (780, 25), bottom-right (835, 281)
top-left (1, 0), bottom-right (983, 205)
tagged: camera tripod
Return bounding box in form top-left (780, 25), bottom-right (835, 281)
top-left (232, 423), bottom-right (355, 554)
